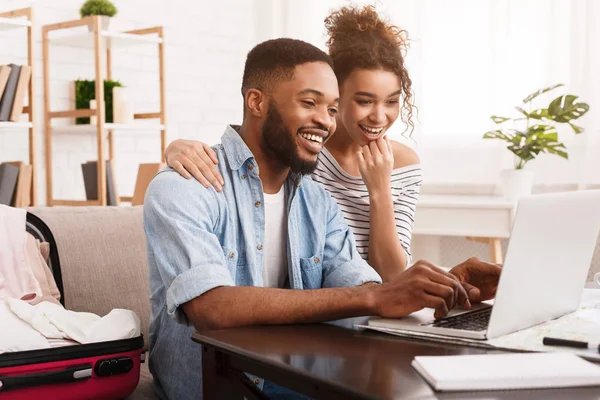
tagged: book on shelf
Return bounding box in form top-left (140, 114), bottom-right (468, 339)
top-left (0, 64), bottom-right (21, 122)
top-left (81, 160), bottom-right (120, 206)
top-left (5, 161), bottom-right (32, 207)
top-left (0, 163), bottom-right (19, 205)
top-left (9, 65), bottom-right (31, 122)
top-left (0, 65), bottom-right (12, 100)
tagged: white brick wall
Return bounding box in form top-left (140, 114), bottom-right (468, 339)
top-left (0, 0), bottom-right (258, 203)
top-left (2, 1), bottom-right (598, 277)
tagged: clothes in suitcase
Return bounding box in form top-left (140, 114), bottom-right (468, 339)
top-left (0, 211), bottom-right (144, 400)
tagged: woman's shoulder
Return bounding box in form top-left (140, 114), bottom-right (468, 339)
top-left (390, 139), bottom-right (420, 169)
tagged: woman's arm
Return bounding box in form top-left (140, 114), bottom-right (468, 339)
top-left (164, 139), bottom-right (224, 191)
top-left (368, 187), bottom-right (408, 281)
top-left (359, 137), bottom-right (421, 282)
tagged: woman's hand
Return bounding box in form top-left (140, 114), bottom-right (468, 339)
top-left (357, 136), bottom-right (394, 199)
top-left (165, 139), bottom-right (224, 191)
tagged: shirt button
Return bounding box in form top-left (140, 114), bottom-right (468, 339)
top-left (255, 201), bottom-right (261, 207)
top-left (241, 174), bottom-right (246, 180)
top-left (257, 244), bottom-right (263, 250)
top-left (228, 252), bottom-right (235, 259)
top-left (253, 378), bottom-right (259, 385)
top-left (314, 257), bottom-right (320, 263)
top-left (248, 164), bottom-right (254, 170)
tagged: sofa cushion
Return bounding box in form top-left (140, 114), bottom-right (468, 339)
top-left (27, 206), bottom-right (151, 351)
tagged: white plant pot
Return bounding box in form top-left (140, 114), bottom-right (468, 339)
top-left (87, 16), bottom-right (110, 32)
top-left (501, 169), bottom-right (535, 201)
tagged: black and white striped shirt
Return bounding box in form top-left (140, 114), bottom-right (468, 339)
top-left (311, 147), bottom-right (422, 264)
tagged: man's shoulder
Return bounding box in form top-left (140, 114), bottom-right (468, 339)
top-left (146, 167), bottom-right (219, 206)
top-left (298, 174), bottom-right (336, 207)
top-left (300, 174), bottom-right (329, 195)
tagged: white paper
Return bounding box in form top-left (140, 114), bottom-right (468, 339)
top-left (412, 353), bottom-right (600, 391)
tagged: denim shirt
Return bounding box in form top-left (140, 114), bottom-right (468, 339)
top-left (144, 125), bottom-right (382, 399)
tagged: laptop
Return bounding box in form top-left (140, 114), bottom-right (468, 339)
top-left (369, 190), bottom-right (600, 340)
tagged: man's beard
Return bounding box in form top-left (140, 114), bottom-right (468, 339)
top-left (260, 102), bottom-right (320, 175)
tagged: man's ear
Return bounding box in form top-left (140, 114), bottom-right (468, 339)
top-left (245, 89), bottom-right (267, 118)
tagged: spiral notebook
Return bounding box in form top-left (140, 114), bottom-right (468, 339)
top-left (412, 353), bottom-right (600, 392)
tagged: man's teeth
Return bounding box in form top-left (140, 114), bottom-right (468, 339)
top-left (299, 132), bottom-right (323, 143)
top-left (360, 125), bottom-right (384, 135)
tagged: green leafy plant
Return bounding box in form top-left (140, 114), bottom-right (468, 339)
top-left (483, 84), bottom-right (590, 169)
top-left (79, 0), bottom-right (118, 18)
top-left (75, 79), bottom-right (123, 124)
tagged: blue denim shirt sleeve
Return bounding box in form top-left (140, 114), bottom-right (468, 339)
top-left (320, 189), bottom-right (382, 288)
top-left (144, 169), bottom-right (235, 325)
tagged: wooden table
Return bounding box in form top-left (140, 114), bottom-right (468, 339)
top-left (413, 195), bottom-right (517, 264)
top-left (193, 323), bottom-right (600, 400)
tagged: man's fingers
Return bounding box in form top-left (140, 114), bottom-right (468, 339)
top-left (171, 161), bottom-right (191, 180)
top-left (462, 282), bottom-right (481, 303)
top-left (427, 268), bottom-right (470, 309)
top-left (423, 294), bottom-right (449, 319)
top-left (422, 281), bottom-right (456, 311)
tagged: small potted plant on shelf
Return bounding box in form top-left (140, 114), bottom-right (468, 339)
top-left (483, 83), bottom-right (589, 200)
top-left (79, 0), bottom-right (118, 31)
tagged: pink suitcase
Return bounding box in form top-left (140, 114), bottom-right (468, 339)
top-left (0, 212), bottom-right (144, 399)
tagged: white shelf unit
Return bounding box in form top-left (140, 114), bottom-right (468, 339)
top-left (0, 121), bottom-right (33, 129)
top-left (42, 16), bottom-right (166, 207)
top-left (0, 7), bottom-right (37, 205)
top-left (51, 123), bottom-right (165, 134)
top-left (48, 29), bottom-right (163, 48)
top-left (0, 16), bottom-right (31, 31)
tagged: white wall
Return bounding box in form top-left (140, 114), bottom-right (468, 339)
top-left (0, 0), bottom-right (258, 202)
top-left (262, 0), bottom-right (600, 192)
top-left (262, 0), bottom-right (600, 276)
top-left (2, 0), bottom-right (599, 276)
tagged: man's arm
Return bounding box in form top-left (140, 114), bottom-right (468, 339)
top-left (145, 173), bottom-right (469, 331)
top-left (144, 170), bottom-right (235, 325)
top-left (183, 261), bottom-right (469, 330)
top-left (183, 285), bottom-right (376, 331)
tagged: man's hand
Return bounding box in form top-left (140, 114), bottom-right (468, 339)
top-left (449, 257), bottom-right (502, 303)
top-left (373, 260), bottom-right (471, 319)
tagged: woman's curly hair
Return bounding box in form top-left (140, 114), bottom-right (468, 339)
top-left (325, 5), bottom-right (414, 135)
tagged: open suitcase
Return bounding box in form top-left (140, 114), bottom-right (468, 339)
top-left (0, 212), bottom-right (144, 400)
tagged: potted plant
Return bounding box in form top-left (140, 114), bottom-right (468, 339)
top-left (483, 84), bottom-right (589, 200)
top-left (80, 0), bottom-right (118, 31)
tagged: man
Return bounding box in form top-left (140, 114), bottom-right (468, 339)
top-left (144, 38), bottom-right (500, 399)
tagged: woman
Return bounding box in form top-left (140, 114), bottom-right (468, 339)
top-left (164, 5), bottom-right (422, 282)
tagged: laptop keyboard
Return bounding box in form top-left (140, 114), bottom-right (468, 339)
top-left (429, 307), bottom-right (492, 331)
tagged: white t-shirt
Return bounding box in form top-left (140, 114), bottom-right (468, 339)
top-left (262, 187), bottom-right (288, 288)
